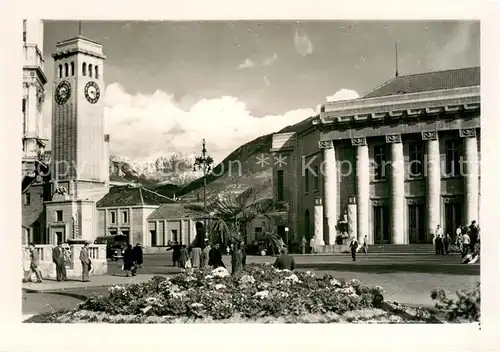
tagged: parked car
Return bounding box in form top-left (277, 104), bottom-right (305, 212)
top-left (94, 235), bottom-right (128, 260)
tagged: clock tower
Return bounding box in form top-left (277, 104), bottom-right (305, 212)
top-left (45, 34), bottom-right (110, 244)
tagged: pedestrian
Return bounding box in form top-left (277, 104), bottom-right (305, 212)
top-left (179, 245), bottom-right (189, 269)
top-left (52, 242), bottom-right (67, 281)
top-left (310, 237), bottom-right (316, 254)
top-left (455, 225), bottom-right (462, 244)
top-left (122, 244), bottom-right (136, 277)
top-left (201, 240), bottom-right (211, 269)
top-left (190, 246), bottom-right (202, 269)
top-left (79, 242), bottom-right (91, 282)
top-left (209, 243), bottom-right (225, 269)
top-left (231, 242), bottom-right (243, 275)
top-left (468, 220), bottom-right (479, 252)
top-left (133, 243), bottom-right (143, 269)
top-left (28, 243), bottom-right (43, 283)
top-left (240, 240), bottom-right (247, 268)
top-left (436, 234), bottom-right (444, 255)
top-left (349, 236), bottom-right (359, 261)
top-left (361, 235), bottom-right (368, 256)
top-left (273, 246), bottom-right (295, 271)
top-left (443, 234), bottom-right (451, 254)
top-left (434, 225), bottom-right (443, 255)
top-left (300, 236), bottom-right (306, 254)
top-left (462, 232), bottom-right (471, 258)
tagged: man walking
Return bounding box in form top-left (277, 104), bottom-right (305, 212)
top-left (52, 242), bottom-right (67, 281)
top-left (350, 236), bottom-right (359, 262)
top-left (79, 242), bottom-right (91, 282)
top-left (273, 247), bottom-right (295, 271)
top-left (29, 243), bottom-right (43, 283)
top-left (201, 240), bottom-right (211, 269)
top-left (462, 231), bottom-right (471, 258)
top-left (209, 243), bottom-right (225, 268)
top-left (468, 220), bottom-right (479, 253)
top-left (300, 236), bottom-right (306, 254)
top-left (360, 235), bottom-right (368, 256)
top-left (133, 243), bottom-right (143, 269)
top-left (309, 237), bottom-right (316, 254)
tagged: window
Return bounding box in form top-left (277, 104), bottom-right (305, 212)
top-left (70, 62), bottom-right (75, 76)
top-left (373, 145), bottom-right (387, 181)
top-left (313, 165), bottom-right (319, 191)
top-left (254, 227), bottom-right (263, 239)
top-left (56, 210), bottom-right (63, 222)
top-left (64, 63), bottom-right (68, 77)
top-left (88, 64), bottom-right (93, 77)
top-left (304, 169), bottom-right (310, 193)
top-left (408, 142), bottom-right (424, 178)
top-left (277, 170), bottom-right (284, 201)
top-left (445, 140), bottom-right (461, 177)
top-left (23, 20), bottom-right (27, 42)
top-left (95, 65), bottom-right (99, 79)
top-left (122, 211), bottom-right (128, 223)
top-left (171, 229), bottom-right (178, 242)
top-left (82, 62), bottom-right (87, 76)
top-left (110, 211), bottom-right (116, 224)
top-left (23, 193), bottom-right (30, 206)
top-left (58, 64), bottom-right (63, 78)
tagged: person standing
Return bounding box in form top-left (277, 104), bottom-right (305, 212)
top-left (240, 240), bottom-right (247, 268)
top-left (455, 225), bottom-right (462, 244)
top-left (201, 240), bottom-right (211, 269)
top-left (190, 246), bottom-right (202, 269)
top-left (350, 236), bottom-right (359, 262)
top-left (273, 247), bottom-right (295, 271)
top-left (434, 225), bottom-right (443, 255)
top-left (361, 235), bottom-right (368, 256)
top-left (309, 237), bottom-right (316, 254)
top-left (443, 234), bottom-right (451, 254)
top-left (179, 245), bottom-right (189, 269)
top-left (468, 221), bottom-right (479, 253)
top-left (231, 242), bottom-right (243, 275)
top-left (79, 242), bottom-right (91, 282)
top-left (122, 244), bottom-right (136, 277)
top-left (300, 236), bottom-right (306, 254)
top-left (28, 243), bottom-right (43, 283)
top-left (462, 232), bottom-right (471, 258)
top-left (209, 243), bottom-right (225, 268)
top-left (52, 242), bottom-right (67, 281)
top-left (133, 243), bottom-right (143, 269)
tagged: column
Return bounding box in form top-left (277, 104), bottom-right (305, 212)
top-left (461, 129), bottom-right (479, 225)
top-left (353, 137), bottom-right (369, 243)
top-left (387, 134), bottom-right (405, 244)
top-left (313, 197), bottom-right (325, 246)
top-left (422, 131), bottom-right (441, 240)
top-left (321, 141), bottom-right (337, 245)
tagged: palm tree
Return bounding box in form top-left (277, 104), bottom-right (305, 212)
top-left (185, 187), bottom-right (288, 248)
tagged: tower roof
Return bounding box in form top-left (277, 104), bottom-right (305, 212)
top-left (96, 185), bottom-right (176, 208)
top-left (52, 35), bottom-right (106, 60)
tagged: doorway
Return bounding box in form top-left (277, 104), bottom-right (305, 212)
top-left (408, 203), bottom-right (426, 243)
top-left (444, 202), bottom-right (462, 238)
top-left (373, 205), bottom-right (390, 244)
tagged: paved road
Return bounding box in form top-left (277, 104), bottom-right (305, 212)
top-left (23, 252), bottom-right (479, 317)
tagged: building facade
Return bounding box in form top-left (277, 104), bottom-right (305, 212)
top-left (272, 67), bottom-right (480, 248)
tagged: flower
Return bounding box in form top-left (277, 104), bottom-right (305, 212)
top-left (171, 292), bottom-right (186, 299)
top-left (191, 303), bottom-right (204, 308)
top-left (305, 271), bottom-right (315, 277)
top-left (279, 292), bottom-right (289, 298)
top-left (348, 279), bottom-right (361, 287)
top-left (330, 279), bottom-right (342, 287)
top-left (284, 274), bottom-right (301, 283)
top-left (254, 290), bottom-right (270, 299)
top-left (215, 284), bottom-right (226, 290)
top-left (211, 267), bottom-right (230, 278)
top-left (204, 275), bottom-right (214, 280)
top-left (239, 275), bottom-right (256, 285)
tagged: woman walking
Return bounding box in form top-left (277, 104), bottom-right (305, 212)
top-left (123, 244), bottom-right (136, 277)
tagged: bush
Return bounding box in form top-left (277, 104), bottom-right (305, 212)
top-left (76, 265), bottom-right (384, 320)
top-left (431, 282), bottom-right (480, 322)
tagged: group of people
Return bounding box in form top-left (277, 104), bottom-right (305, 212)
top-left (121, 243), bottom-right (144, 277)
top-left (28, 241), bottom-right (94, 283)
top-left (434, 220), bottom-right (480, 258)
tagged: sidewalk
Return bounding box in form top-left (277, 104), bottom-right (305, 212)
top-left (22, 274), bottom-right (161, 292)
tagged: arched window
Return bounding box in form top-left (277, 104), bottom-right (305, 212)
top-left (70, 62), bottom-right (75, 76)
top-left (82, 62), bottom-right (87, 76)
top-left (64, 63), bottom-right (69, 77)
top-left (95, 65), bottom-right (99, 79)
top-left (58, 65), bottom-right (62, 78)
top-left (88, 64), bottom-right (93, 78)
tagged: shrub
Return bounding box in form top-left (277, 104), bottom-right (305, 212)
top-left (431, 282), bottom-right (480, 323)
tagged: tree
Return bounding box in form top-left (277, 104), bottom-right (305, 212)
top-left (185, 187), bottom-right (288, 248)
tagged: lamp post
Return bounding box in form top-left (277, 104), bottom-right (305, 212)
top-left (194, 139), bottom-right (214, 241)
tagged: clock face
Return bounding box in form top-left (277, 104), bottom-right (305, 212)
top-left (55, 81), bottom-right (71, 105)
top-left (84, 81), bottom-right (101, 104)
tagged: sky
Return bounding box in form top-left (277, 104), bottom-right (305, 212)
top-left (41, 20), bottom-right (480, 163)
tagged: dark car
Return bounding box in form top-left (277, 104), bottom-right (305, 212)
top-left (94, 235), bottom-right (128, 260)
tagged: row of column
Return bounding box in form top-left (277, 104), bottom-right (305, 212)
top-left (315, 129), bottom-right (479, 245)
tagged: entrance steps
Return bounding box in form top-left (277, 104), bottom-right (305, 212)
top-left (313, 244), bottom-right (435, 254)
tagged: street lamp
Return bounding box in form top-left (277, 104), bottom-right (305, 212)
top-left (194, 139), bottom-right (214, 240)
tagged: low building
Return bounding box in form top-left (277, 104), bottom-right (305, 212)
top-left (272, 67), bottom-right (480, 250)
top-left (96, 185), bottom-right (176, 246)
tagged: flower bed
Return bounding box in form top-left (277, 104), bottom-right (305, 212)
top-left (24, 264), bottom-right (476, 324)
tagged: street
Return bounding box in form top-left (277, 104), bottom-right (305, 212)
top-left (23, 252), bottom-right (480, 317)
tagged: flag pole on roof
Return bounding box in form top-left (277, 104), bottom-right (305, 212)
top-left (395, 41), bottom-right (399, 77)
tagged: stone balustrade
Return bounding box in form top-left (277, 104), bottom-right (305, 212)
top-left (22, 244), bottom-right (107, 281)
